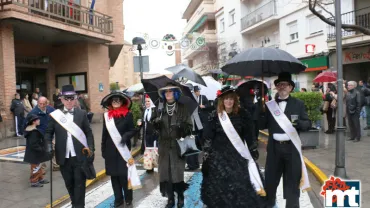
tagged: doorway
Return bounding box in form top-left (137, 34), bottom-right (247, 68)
top-left (16, 68), bottom-right (47, 98)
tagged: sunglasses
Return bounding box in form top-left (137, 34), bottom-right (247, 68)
top-left (112, 98), bottom-right (122, 104)
top-left (63, 96), bottom-right (75, 101)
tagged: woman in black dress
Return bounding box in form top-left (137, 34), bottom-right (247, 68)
top-left (101, 91), bottom-right (137, 207)
top-left (201, 86), bottom-right (266, 208)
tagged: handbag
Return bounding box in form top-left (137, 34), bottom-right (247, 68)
top-left (81, 159), bottom-right (96, 180)
top-left (322, 101), bottom-right (330, 112)
top-left (176, 135), bottom-right (201, 157)
top-left (330, 99), bottom-right (337, 109)
top-left (143, 142), bottom-right (158, 170)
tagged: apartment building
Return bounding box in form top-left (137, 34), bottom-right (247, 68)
top-left (328, 0), bottom-right (370, 82)
top-left (0, 0), bottom-right (124, 138)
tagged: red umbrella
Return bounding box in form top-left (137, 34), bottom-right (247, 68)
top-left (313, 71), bottom-right (337, 83)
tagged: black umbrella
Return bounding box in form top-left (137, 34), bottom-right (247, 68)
top-left (221, 48), bottom-right (306, 77)
top-left (141, 75), bottom-right (198, 114)
top-left (236, 80), bottom-right (269, 97)
top-left (165, 64), bottom-right (207, 86)
top-left (208, 69), bottom-right (229, 77)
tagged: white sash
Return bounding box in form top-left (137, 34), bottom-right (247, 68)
top-left (218, 111), bottom-right (266, 196)
top-left (104, 113), bottom-right (142, 190)
top-left (266, 100), bottom-right (310, 191)
top-left (50, 109), bottom-right (88, 148)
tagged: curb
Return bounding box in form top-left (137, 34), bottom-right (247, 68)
top-left (259, 130), bottom-right (328, 185)
top-left (45, 147), bottom-right (142, 208)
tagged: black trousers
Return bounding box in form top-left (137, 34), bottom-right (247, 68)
top-left (348, 113), bottom-right (361, 140)
top-left (60, 157), bottom-right (86, 208)
top-left (111, 176), bottom-right (133, 203)
top-left (326, 108), bottom-right (336, 132)
top-left (265, 142), bottom-right (301, 208)
top-left (15, 115), bottom-right (25, 136)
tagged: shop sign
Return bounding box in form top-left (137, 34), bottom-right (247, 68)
top-left (343, 47), bottom-right (370, 64)
top-left (300, 56), bottom-right (328, 72)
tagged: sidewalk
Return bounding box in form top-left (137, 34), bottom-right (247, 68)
top-left (302, 117), bottom-right (370, 204)
top-left (0, 122), bottom-right (141, 208)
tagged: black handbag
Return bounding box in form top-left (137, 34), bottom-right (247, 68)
top-left (81, 159), bottom-right (96, 180)
top-left (176, 135), bottom-right (201, 157)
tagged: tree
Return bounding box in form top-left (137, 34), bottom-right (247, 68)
top-left (308, 0), bottom-right (370, 35)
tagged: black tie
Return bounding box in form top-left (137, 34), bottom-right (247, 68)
top-left (276, 98), bottom-right (288, 103)
top-left (63, 110), bottom-right (74, 115)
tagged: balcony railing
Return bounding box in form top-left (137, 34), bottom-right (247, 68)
top-left (0, 0), bottom-right (113, 34)
top-left (327, 6), bottom-right (370, 40)
top-left (241, 0), bottom-right (277, 31)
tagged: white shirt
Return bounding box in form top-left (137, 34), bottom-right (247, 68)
top-left (273, 96), bottom-right (290, 141)
top-left (64, 108), bottom-right (77, 158)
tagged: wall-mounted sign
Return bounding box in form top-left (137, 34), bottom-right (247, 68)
top-left (15, 56), bottom-right (50, 65)
top-left (305, 44), bottom-right (316, 53)
top-left (343, 46), bottom-right (370, 64)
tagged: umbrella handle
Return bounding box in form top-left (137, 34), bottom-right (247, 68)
top-left (261, 75), bottom-right (265, 112)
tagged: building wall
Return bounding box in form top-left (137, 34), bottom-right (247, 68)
top-left (244, 24), bottom-right (279, 49)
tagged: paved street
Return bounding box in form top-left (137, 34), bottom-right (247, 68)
top-left (0, 122), bottom-right (137, 208)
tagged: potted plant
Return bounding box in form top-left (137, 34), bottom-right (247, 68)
top-left (291, 92), bottom-right (323, 149)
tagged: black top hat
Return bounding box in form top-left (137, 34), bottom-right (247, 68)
top-left (274, 72), bottom-right (295, 89)
top-left (26, 114), bottom-right (39, 126)
top-left (61, 85), bottom-right (77, 96)
top-left (217, 85), bottom-right (236, 98)
top-left (194, 86), bottom-right (201, 92)
top-left (100, 91), bottom-right (132, 109)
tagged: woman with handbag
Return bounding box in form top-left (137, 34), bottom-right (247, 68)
top-left (324, 84), bottom-right (337, 134)
top-left (138, 94), bottom-right (158, 173)
top-left (151, 83), bottom-right (193, 208)
top-left (201, 86), bottom-right (266, 208)
top-left (101, 91), bottom-right (137, 207)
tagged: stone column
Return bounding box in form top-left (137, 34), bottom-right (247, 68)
top-left (0, 23), bottom-right (16, 138)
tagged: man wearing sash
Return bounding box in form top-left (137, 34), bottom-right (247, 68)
top-left (262, 72), bottom-right (311, 208)
top-left (45, 85), bottom-right (94, 208)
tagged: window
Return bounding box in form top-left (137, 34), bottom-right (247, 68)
top-left (229, 9), bottom-right (235, 26)
top-left (288, 21), bottom-right (298, 42)
top-left (220, 18), bottom-right (225, 32)
top-left (308, 16), bottom-right (324, 36)
top-left (56, 73), bottom-right (87, 93)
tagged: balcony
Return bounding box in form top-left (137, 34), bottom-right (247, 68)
top-left (182, 29), bottom-right (217, 59)
top-left (240, 0), bottom-right (278, 34)
top-left (0, 0), bottom-right (114, 42)
top-left (183, 0), bottom-right (215, 35)
top-left (327, 6), bottom-right (370, 45)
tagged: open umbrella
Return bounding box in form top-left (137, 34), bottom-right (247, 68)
top-left (237, 79), bottom-right (269, 96)
top-left (166, 64), bottom-right (207, 86)
top-left (221, 48), bottom-right (306, 77)
top-left (187, 76), bottom-right (221, 100)
top-left (141, 75), bottom-right (198, 114)
top-left (126, 83), bottom-right (144, 93)
top-left (208, 69), bottom-right (229, 77)
top-left (313, 71), bottom-right (337, 83)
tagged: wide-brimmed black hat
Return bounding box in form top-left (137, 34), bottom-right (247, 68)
top-left (217, 85), bottom-right (236, 98)
top-left (100, 91), bottom-right (132, 109)
top-left (274, 72), bottom-right (295, 89)
top-left (61, 84), bottom-right (77, 96)
top-left (158, 82), bottom-right (182, 99)
top-left (194, 86), bottom-right (201, 92)
top-left (26, 114), bottom-right (39, 126)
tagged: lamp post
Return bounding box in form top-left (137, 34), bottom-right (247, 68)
top-left (132, 37), bottom-right (146, 105)
top-left (334, 0), bottom-right (347, 178)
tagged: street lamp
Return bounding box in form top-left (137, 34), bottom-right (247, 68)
top-left (334, 0), bottom-right (347, 178)
top-left (132, 37), bottom-right (146, 105)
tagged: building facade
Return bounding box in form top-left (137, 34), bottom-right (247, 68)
top-left (0, 0), bottom-right (124, 138)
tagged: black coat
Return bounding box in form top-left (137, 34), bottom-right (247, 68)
top-left (196, 95), bottom-right (210, 123)
top-left (24, 127), bottom-right (50, 164)
top-left (101, 112), bottom-right (136, 176)
top-left (44, 108), bottom-right (94, 166)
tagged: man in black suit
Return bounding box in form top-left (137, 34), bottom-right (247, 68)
top-left (262, 72), bottom-right (311, 208)
top-left (45, 85), bottom-right (94, 208)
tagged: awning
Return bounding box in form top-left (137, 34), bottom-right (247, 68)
top-left (108, 44), bottom-right (123, 67)
top-left (190, 15), bottom-right (208, 33)
top-left (300, 56), bottom-right (329, 72)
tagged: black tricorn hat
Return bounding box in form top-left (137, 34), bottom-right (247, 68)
top-left (100, 91), bottom-right (132, 109)
top-left (61, 85), bottom-right (77, 96)
top-left (217, 85), bottom-right (236, 98)
top-left (274, 72), bottom-right (295, 89)
top-left (26, 114), bottom-right (39, 126)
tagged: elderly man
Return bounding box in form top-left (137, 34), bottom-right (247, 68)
top-left (347, 81), bottom-right (362, 142)
top-left (261, 72), bottom-right (311, 208)
top-left (45, 85), bottom-right (94, 208)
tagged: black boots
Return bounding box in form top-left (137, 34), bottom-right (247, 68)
top-left (177, 193), bottom-right (184, 208)
top-left (165, 198), bottom-right (175, 208)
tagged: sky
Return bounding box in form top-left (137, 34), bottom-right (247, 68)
top-left (123, 0), bottom-right (190, 74)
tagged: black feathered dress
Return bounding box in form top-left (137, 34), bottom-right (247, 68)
top-left (201, 108), bottom-right (266, 208)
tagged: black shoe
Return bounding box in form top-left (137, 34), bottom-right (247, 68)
top-left (39, 179), bottom-right (49, 184)
top-left (146, 169), bottom-right (154, 173)
top-left (177, 194), bottom-right (184, 208)
top-left (125, 200), bottom-right (132, 206)
top-left (113, 201), bottom-right (123, 207)
top-left (347, 138), bottom-right (355, 141)
top-left (364, 126), bottom-right (370, 130)
top-left (165, 199), bottom-right (175, 208)
top-left (353, 139), bottom-right (361, 143)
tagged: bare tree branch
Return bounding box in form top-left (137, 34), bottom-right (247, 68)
top-left (317, 2), bottom-right (335, 18)
top-left (309, 0), bottom-right (370, 35)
